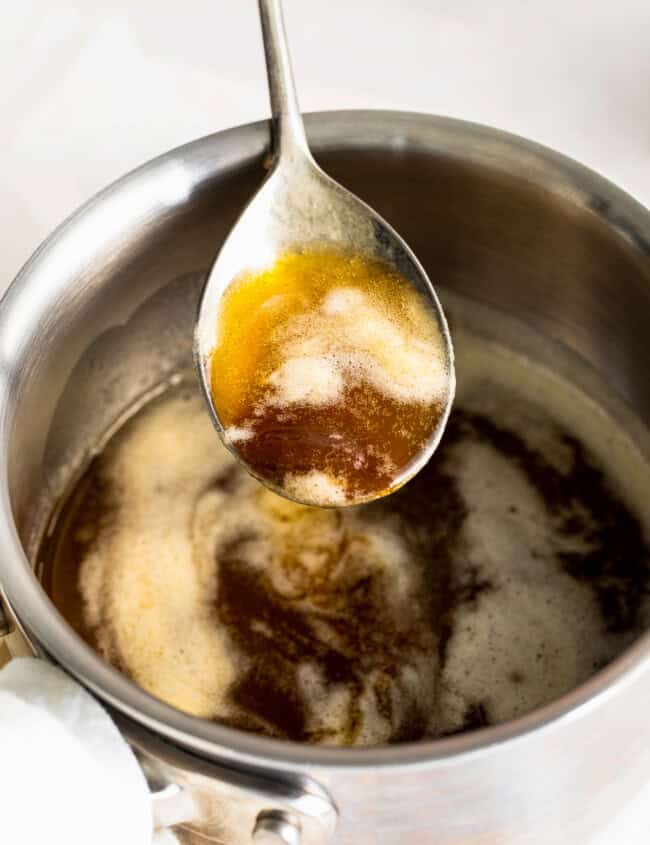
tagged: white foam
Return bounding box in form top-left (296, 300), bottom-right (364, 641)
top-left (224, 425), bottom-right (254, 443)
top-left (427, 325), bottom-right (650, 736)
top-left (431, 432), bottom-right (619, 735)
top-left (267, 356), bottom-right (343, 406)
top-left (264, 286), bottom-right (448, 408)
top-left (321, 287), bottom-right (366, 315)
top-left (80, 391), bottom-right (238, 719)
top-left (282, 470), bottom-right (349, 506)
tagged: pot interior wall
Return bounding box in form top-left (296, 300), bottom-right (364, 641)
top-left (7, 126), bottom-right (650, 566)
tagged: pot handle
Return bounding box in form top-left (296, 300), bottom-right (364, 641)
top-left (0, 593), bottom-right (35, 657)
top-left (0, 600), bottom-right (337, 843)
top-left (124, 718), bottom-right (338, 845)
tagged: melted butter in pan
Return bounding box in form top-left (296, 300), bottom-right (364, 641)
top-left (40, 331), bottom-right (650, 744)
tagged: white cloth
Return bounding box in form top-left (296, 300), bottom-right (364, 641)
top-left (0, 657), bottom-right (152, 845)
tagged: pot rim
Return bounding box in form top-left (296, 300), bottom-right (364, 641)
top-left (2, 108), bottom-right (650, 773)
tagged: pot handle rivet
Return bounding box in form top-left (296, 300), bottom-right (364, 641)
top-left (252, 809), bottom-right (301, 845)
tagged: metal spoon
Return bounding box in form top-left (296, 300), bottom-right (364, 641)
top-left (195, 0), bottom-right (455, 506)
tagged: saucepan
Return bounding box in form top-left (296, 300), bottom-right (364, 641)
top-left (1, 111), bottom-right (650, 844)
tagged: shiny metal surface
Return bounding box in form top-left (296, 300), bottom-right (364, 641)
top-left (2, 111), bottom-right (650, 843)
top-left (133, 724), bottom-right (336, 844)
top-left (252, 811), bottom-right (302, 845)
top-left (195, 3), bottom-right (454, 506)
top-left (0, 597), bottom-right (10, 639)
top-left (257, 0), bottom-right (309, 162)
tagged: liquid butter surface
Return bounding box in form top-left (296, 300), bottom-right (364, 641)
top-left (40, 325), bottom-right (650, 746)
top-left (209, 251), bottom-right (450, 505)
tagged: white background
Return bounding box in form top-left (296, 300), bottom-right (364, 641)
top-left (2, 0), bottom-right (650, 286)
top-left (2, 2), bottom-right (650, 841)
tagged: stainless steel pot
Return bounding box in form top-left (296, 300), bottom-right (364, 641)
top-left (1, 111), bottom-right (650, 844)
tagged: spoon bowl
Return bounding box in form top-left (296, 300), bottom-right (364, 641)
top-left (195, 0), bottom-right (455, 505)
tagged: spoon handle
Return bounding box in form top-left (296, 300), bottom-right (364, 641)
top-left (258, 0), bottom-right (311, 163)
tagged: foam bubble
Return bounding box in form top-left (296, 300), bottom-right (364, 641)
top-left (225, 425), bottom-right (254, 443)
top-left (282, 470), bottom-right (348, 506)
top-left (267, 356), bottom-right (343, 406)
top-left (321, 287), bottom-right (367, 315)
